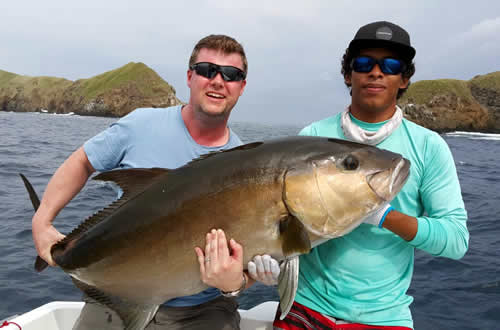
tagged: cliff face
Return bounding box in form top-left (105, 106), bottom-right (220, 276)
top-left (0, 62), bottom-right (182, 117)
top-left (469, 72), bottom-right (500, 131)
top-left (399, 72), bottom-right (500, 133)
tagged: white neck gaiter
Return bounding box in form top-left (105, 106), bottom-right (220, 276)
top-left (341, 106), bottom-right (403, 146)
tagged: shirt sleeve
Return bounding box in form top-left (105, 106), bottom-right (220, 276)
top-left (408, 134), bottom-right (469, 259)
top-left (299, 125), bottom-right (316, 136)
top-left (83, 115), bottom-right (134, 171)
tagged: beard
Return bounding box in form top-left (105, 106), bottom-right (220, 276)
top-left (194, 103), bottom-right (232, 124)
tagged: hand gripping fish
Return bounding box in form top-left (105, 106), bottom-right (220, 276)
top-left (21, 136), bottom-right (410, 330)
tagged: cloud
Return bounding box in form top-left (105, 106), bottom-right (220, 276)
top-left (455, 17), bottom-right (500, 56)
top-left (458, 17), bottom-right (500, 42)
top-left (1, 1), bottom-right (499, 123)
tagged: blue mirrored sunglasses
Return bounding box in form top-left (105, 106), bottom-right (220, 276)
top-left (190, 62), bottom-right (246, 82)
top-left (351, 56), bottom-right (406, 75)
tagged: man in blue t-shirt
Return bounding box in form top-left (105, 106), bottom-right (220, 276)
top-left (268, 21), bottom-right (468, 329)
top-left (31, 34), bottom-right (251, 329)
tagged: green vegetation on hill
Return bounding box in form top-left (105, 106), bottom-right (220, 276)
top-left (469, 71), bottom-right (500, 91)
top-left (0, 69), bottom-right (18, 86)
top-left (0, 70), bottom-right (72, 95)
top-left (401, 79), bottom-right (475, 105)
top-left (76, 62), bottom-right (175, 100)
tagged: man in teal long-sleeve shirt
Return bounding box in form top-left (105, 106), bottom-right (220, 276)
top-left (273, 21), bottom-right (469, 330)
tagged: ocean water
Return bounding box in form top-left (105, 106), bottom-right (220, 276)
top-left (1, 111), bottom-right (499, 329)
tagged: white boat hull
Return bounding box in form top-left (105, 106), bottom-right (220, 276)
top-left (2, 301), bottom-right (278, 330)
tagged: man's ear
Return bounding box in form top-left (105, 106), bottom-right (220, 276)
top-left (187, 70), bottom-right (193, 88)
top-left (239, 80), bottom-right (247, 96)
top-left (344, 74), bottom-right (352, 86)
top-left (400, 76), bottom-right (409, 89)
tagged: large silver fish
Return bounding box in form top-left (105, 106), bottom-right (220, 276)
top-left (22, 136), bottom-right (410, 330)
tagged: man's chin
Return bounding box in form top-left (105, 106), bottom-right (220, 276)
top-left (357, 100), bottom-right (392, 113)
top-left (199, 107), bottom-right (230, 119)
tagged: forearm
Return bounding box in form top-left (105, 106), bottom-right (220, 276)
top-left (408, 214), bottom-right (468, 259)
top-left (33, 147), bottom-right (95, 226)
top-left (381, 209), bottom-right (418, 241)
top-left (383, 208), bottom-right (468, 259)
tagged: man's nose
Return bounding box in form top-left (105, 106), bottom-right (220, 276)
top-left (210, 72), bottom-right (225, 86)
top-left (368, 63), bottom-right (384, 77)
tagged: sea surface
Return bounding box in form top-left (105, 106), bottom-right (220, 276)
top-left (1, 111), bottom-right (499, 329)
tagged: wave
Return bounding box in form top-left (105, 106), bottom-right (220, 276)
top-left (445, 131), bottom-right (500, 141)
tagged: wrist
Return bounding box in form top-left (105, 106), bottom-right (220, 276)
top-left (32, 205), bottom-right (56, 226)
top-left (378, 206), bottom-right (394, 228)
top-left (221, 273), bottom-right (247, 297)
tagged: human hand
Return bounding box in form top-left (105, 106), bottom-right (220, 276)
top-left (195, 229), bottom-right (245, 293)
top-left (32, 218), bottom-right (65, 267)
top-left (363, 204), bottom-right (394, 228)
top-left (248, 254), bottom-right (280, 286)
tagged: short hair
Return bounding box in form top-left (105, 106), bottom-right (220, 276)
top-left (340, 47), bottom-right (415, 99)
top-left (189, 34), bottom-right (248, 74)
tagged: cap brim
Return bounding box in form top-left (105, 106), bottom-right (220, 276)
top-left (349, 39), bottom-right (416, 61)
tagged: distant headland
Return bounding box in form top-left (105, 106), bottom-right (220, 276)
top-left (1, 63), bottom-right (499, 133)
top-left (400, 71), bottom-right (500, 133)
top-left (0, 62), bottom-right (181, 117)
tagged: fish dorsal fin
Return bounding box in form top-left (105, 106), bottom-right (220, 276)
top-left (184, 142), bottom-right (263, 166)
top-left (92, 167), bottom-right (169, 199)
top-left (279, 215), bottom-right (311, 256)
top-left (277, 256), bottom-right (299, 319)
top-left (52, 168), bottom-right (169, 258)
top-left (71, 277), bottom-right (159, 330)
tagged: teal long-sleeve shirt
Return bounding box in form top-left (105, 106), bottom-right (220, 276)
top-left (295, 112), bottom-right (469, 329)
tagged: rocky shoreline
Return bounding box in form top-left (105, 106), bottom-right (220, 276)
top-left (399, 71), bottom-right (500, 133)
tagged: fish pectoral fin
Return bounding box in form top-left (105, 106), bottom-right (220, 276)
top-left (71, 277), bottom-right (158, 330)
top-left (277, 256), bottom-right (299, 319)
top-left (279, 215), bottom-right (311, 256)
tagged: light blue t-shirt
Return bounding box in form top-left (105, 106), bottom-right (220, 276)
top-left (83, 105), bottom-right (243, 307)
top-left (295, 112), bottom-right (469, 329)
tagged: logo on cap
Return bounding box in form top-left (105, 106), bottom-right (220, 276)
top-left (375, 26), bottom-right (393, 40)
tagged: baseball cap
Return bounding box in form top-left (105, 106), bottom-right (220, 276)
top-left (348, 21), bottom-right (416, 61)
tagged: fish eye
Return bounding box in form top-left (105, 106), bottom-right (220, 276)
top-left (342, 155), bottom-right (359, 171)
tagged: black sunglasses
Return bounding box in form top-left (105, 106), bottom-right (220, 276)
top-left (190, 62), bottom-right (246, 82)
top-left (351, 56), bottom-right (406, 75)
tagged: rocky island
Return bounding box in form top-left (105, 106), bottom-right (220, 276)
top-left (400, 71), bottom-right (500, 133)
top-left (0, 62), bottom-right (181, 117)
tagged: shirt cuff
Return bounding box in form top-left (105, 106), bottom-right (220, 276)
top-left (407, 217), bottom-right (430, 248)
top-left (83, 141), bottom-right (105, 172)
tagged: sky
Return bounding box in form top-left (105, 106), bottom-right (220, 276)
top-left (1, 0), bottom-right (499, 125)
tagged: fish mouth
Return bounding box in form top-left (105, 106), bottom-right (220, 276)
top-left (367, 158), bottom-right (410, 202)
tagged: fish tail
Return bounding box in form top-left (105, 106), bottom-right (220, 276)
top-left (19, 173), bottom-right (49, 272)
top-left (19, 173), bottom-right (40, 210)
top-left (72, 277), bottom-right (159, 330)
